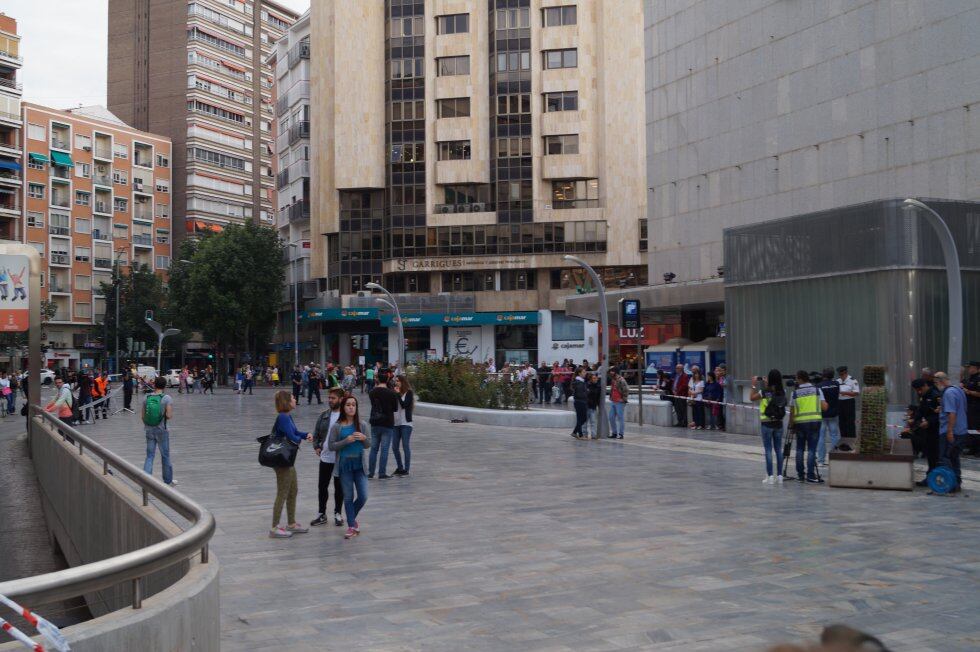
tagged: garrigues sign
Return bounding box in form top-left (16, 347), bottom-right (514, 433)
top-left (394, 257), bottom-right (529, 271)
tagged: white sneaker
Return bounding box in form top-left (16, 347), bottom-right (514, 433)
top-left (776, 475), bottom-right (784, 483)
top-left (764, 475), bottom-right (774, 484)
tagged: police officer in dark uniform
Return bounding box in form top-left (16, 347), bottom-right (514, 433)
top-left (911, 378), bottom-right (942, 486)
top-left (961, 361), bottom-right (980, 455)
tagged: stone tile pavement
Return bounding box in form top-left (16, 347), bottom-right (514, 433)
top-left (30, 388), bottom-right (980, 650)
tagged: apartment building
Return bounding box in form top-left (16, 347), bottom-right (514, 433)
top-left (268, 10), bottom-right (316, 360)
top-left (21, 103), bottom-right (172, 370)
top-left (0, 14), bottom-right (22, 240)
top-left (107, 0), bottom-right (298, 240)
top-left (302, 0), bottom-right (647, 368)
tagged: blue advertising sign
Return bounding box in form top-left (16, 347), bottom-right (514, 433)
top-left (379, 311), bottom-right (539, 327)
top-left (300, 308), bottom-right (379, 322)
top-left (644, 351), bottom-right (676, 385)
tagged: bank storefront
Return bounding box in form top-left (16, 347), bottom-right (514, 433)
top-left (300, 308), bottom-right (595, 368)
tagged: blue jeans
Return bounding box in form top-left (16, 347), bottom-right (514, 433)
top-left (795, 422), bottom-right (821, 480)
top-left (143, 426), bottom-right (173, 485)
top-left (339, 465), bottom-right (368, 526)
top-left (369, 426), bottom-right (393, 476)
top-left (817, 417), bottom-right (840, 463)
top-left (587, 408), bottom-right (597, 438)
top-left (392, 424), bottom-right (413, 472)
top-left (608, 401), bottom-right (625, 436)
top-left (6, 390), bottom-right (15, 414)
top-left (760, 424), bottom-right (784, 477)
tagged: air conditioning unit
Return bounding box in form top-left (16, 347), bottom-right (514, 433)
top-left (82, 145), bottom-right (92, 151)
top-left (459, 204), bottom-right (473, 213)
top-left (471, 202), bottom-right (486, 212)
top-left (438, 205), bottom-right (451, 214)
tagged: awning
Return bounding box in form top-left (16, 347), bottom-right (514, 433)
top-left (0, 160), bottom-right (21, 171)
top-left (28, 153), bottom-right (48, 164)
top-left (193, 220), bottom-right (224, 233)
top-left (49, 151), bottom-right (74, 167)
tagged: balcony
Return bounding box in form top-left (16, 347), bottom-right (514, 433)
top-left (288, 200), bottom-right (309, 223)
top-left (93, 257), bottom-right (112, 269)
top-left (133, 234), bottom-right (153, 247)
top-left (48, 281), bottom-right (70, 294)
top-left (0, 197), bottom-right (19, 216)
top-left (50, 166), bottom-right (71, 181)
top-left (91, 229), bottom-right (111, 241)
top-left (93, 174), bottom-right (112, 187)
top-left (288, 121), bottom-right (309, 145)
top-left (0, 77), bottom-right (22, 92)
top-left (50, 138), bottom-right (70, 151)
top-left (94, 202), bottom-right (111, 215)
top-left (286, 41), bottom-right (310, 68)
top-left (51, 194), bottom-right (70, 209)
top-left (49, 225), bottom-right (70, 236)
top-left (50, 253), bottom-right (70, 266)
top-left (93, 147), bottom-right (112, 161)
top-left (550, 199), bottom-right (600, 210)
top-left (0, 171), bottom-right (21, 187)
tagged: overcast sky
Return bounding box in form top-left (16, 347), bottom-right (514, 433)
top-left (6, 0), bottom-right (310, 109)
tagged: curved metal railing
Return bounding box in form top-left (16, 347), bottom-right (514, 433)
top-left (0, 407), bottom-right (215, 610)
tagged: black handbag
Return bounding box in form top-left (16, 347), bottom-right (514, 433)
top-left (257, 427), bottom-right (299, 468)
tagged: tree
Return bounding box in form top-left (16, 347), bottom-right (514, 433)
top-left (96, 262), bottom-right (182, 366)
top-left (169, 221), bottom-right (285, 378)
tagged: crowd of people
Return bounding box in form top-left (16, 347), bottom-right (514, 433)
top-left (264, 366), bottom-right (415, 540)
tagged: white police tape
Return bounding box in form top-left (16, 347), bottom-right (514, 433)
top-left (0, 593), bottom-right (69, 651)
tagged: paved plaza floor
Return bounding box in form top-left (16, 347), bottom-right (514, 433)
top-left (45, 388), bottom-right (980, 650)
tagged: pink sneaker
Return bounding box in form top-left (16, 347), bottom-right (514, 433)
top-left (353, 520), bottom-right (360, 533)
top-left (344, 527), bottom-right (357, 539)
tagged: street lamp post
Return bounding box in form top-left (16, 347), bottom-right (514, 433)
top-left (903, 198), bottom-right (963, 380)
top-left (563, 255), bottom-right (610, 438)
top-left (285, 243), bottom-right (300, 368)
top-left (146, 318), bottom-right (180, 374)
top-left (365, 282), bottom-right (403, 368)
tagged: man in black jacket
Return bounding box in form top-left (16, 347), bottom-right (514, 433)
top-left (368, 370), bottom-right (399, 479)
top-left (817, 368), bottom-right (840, 465)
top-left (912, 378), bottom-right (942, 485)
top-left (570, 367), bottom-right (589, 439)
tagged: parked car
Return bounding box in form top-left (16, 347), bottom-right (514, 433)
top-left (136, 366), bottom-right (158, 380)
top-left (164, 369), bottom-right (182, 388)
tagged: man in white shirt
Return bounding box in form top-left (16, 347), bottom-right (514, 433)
top-left (836, 365), bottom-right (860, 439)
top-left (311, 387), bottom-right (345, 527)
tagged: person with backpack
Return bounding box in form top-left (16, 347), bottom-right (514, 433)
top-left (751, 369), bottom-right (787, 484)
top-left (367, 370), bottom-right (398, 478)
top-left (310, 387), bottom-right (346, 527)
top-left (327, 394), bottom-right (371, 539)
top-left (142, 376), bottom-right (176, 487)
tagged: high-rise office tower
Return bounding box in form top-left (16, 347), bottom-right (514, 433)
top-left (107, 0), bottom-right (298, 241)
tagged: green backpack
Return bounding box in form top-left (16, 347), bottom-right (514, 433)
top-left (143, 394), bottom-right (165, 427)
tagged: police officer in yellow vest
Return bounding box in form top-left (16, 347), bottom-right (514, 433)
top-left (789, 370), bottom-right (828, 484)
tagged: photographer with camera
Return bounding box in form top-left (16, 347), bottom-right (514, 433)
top-left (750, 370), bottom-right (787, 484)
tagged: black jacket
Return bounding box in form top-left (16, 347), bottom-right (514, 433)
top-left (572, 377), bottom-right (589, 402)
top-left (917, 386), bottom-right (941, 430)
top-left (399, 390), bottom-right (414, 423)
top-left (369, 386), bottom-right (400, 428)
top-left (586, 382), bottom-right (601, 409)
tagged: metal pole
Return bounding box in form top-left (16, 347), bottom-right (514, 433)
top-left (563, 255), bottom-right (609, 438)
top-left (115, 280), bottom-right (120, 374)
top-left (157, 332), bottom-right (163, 375)
top-left (637, 335), bottom-right (643, 427)
top-left (366, 283), bottom-right (403, 368)
top-left (292, 257), bottom-right (299, 368)
top-left (903, 199), bottom-right (963, 380)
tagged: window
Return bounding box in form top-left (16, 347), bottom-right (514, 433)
top-left (187, 99), bottom-right (245, 124)
top-left (639, 219), bottom-right (648, 252)
top-left (442, 271), bottom-right (496, 292)
top-left (552, 311), bottom-right (585, 341)
top-left (437, 56), bottom-right (470, 76)
top-left (155, 228), bottom-right (170, 244)
top-left (551, 179), bottom-right (598, 207)
top-left (27, 211), bottom-right (44, 228)
top-left (494, 137), bottom-right (531, 158)
top-left (75, 218), bottom-right (91, 234)
top-left (113, 169), bottom-right (128, 185)
top-left (75, 163), bottom-right (90, 178)
top-left (27, 124), bottom-right (45, 141)
top-left (94, 243), bottom-right (112, 268)
top-left (113, 223), bottom-right (129, 239)
top-left (437, 141), bottom-right (471, 161)
top-left (496, 93), bottom-right (530, 115)
top-left (75, 191), bottom-right (91, 206)
top-left (389, 142), bottom-right (424, 163)
top-left (389, 16), bottom-right (423, 37)
top-left (74, 246), bottom-right (91, 263)
top-left (157, 204), bottom-right (170, 218)
top-left (113, 197), bottom-right (128, 213)
top-left (49, 212), bottom-right (70, 235)
top-left (542, 5), bottom-right (577, 27)
top-left (113, 143), bottom-right (128, 159)
top-left (156, 153), bottom-right (169, 168)
top-left (437, 97), bottom-right (471, 119)
top-left (28, 183), bottom-right (44, 199)
top-left (544, 134), bottom-right (579, 155)
top-left (74, 302), bottom-right (92, 320)
top-left (544, 48), bottom-right (577, 69)
top-left (544, 91), bottom-right (578, 112)
top-left (155, 256), bottom-right (170, 270)
top-left (27, 157), bottom-right (45, 171)
top-left (501, 270), bottom-right (535, 291)
top-left (390, 99), bottom-right (425, 122)
top-left (75, 134), bottom-right (92, 150)
top-left (188, 146), bottom-right (247, 170)
top-left (495, 51), bottom-right (531, 72)
top-left (436, 14), bottom-right (469, 34)
top-left (390, 58), bottom-right (423, 80)
top-left (155, 179), bottom-right (170, 193)
top-left (495, 7), bottom-right (529, 29)
top-left (75, 275), bottom-right (91, 291)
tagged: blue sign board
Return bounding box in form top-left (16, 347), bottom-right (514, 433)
top-left (644, 351), bottom-right (676, 385)
top-left (300, 308), bottom-right (379, 322)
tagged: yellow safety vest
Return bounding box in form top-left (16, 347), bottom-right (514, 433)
top-left (793, 386), bottom-right (822, 423)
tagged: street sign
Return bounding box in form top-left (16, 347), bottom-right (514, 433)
top-left (0, 253), bottom-right (30, 331)
top-left (619, 299), bottom-right (640, 331)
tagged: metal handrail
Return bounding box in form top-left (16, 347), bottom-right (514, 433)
top-left (0, 407), bottom-right (215, 609)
